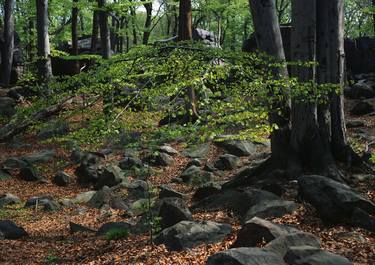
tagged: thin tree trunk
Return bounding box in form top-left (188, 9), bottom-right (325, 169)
top-left (110, 15), bottom-right (117, 52)
top-left (143, 2), bottom-right (152, 45)
top-left (72, 0), bottom-right (80, 72)
top-left (98, 0), bottom-right (111, 59)
top-left (36, 0), bottom-right (53, 83)
top-left (1, 0), bottom-right (15, 85)
top-left (130, 5), bottom-right (138, 45)
top-left (71, 0), bottom-right (80, 73)
top-left (91, 10), bottom-right (99, 53)
top-left (178, 0), bottom-right (192, 41)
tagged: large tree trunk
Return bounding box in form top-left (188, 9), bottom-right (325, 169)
top-left (91, 10), bottom-right (99, 53)
top-left (249, 0), bottom-right (290, 165)
top-left (143, 2), bottom-right (152, 45)
top-left (317, 0), bottom-right (348, 162)
top-left (178, 0), bottom-right (192, 41)
top-left (290, 0), bottom-right (325, 175)
top-left (36, 0), bottom-right (53, 83)
top-left (1, 0), bottom-right (15, 86)
top-left (98, 0), bottom-right (111, 59)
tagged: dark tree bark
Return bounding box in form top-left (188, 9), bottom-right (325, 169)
top-left (1, 0), bottom-right (15, 85)
top-left (143, 1), bottom-right (152, 45)
top-left (110, 15), bottom-right (118, 52)
top-left (129, 0), bottom-right (138, 45)
top-left (317, 0), bottom-right (348, 162)
top-left (249, 0), bottom-right (290, 165)
top-left (91, 10), bottom-right (99, 53)
top-left (36, 0), bottom-right (53, 83)
top-left (98, 0), bottom-right (111, 59)
top-left (289, 0), bottom-right (333, 176)
top-left (178, 0), bottom-right (192, 41)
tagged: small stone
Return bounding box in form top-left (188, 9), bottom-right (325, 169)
top-left (53, 171), bottom-right (71, 186)
top-left (157, 145), bottom-right (179, 156)
top-left (0, 193), bottom-right (21, 208)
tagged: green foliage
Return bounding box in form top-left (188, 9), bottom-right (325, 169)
top-left (43, 250), bottom-right (60, 265)
top-left (105, 228), bottom-right (130, 240)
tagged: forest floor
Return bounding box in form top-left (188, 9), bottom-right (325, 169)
top-left (0, 96), bottom-right (374, 265)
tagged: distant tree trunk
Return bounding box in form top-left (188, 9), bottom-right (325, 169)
top-left (373, 0), bottom-right (375, 36)
top-left (91, 10), bottom-right (99, 53)
top-left (143, 1), bottom-right (152, 44)
top-left (98, 0), bottom-right (111, 59)
top-left (110, 16), bottom-right (117, 52)
top-left (130, 5), bottom-right (138, 45)
top-left (79, 13), bottom-right (85, 32)
top-left (173, 5), bottom-right (178, 36)
top-left (178, 0), bottom-right (192, 41)
top-left (71, 0), bottom-right (80, 73)
top-left (27, 20), bottom-right (35, 62)
top-left (249, 0), bottom-right (290, 164)
top-left (36, 0), bottom-right (53, 83)
top-left (1, 0), bottom-right (15, 85)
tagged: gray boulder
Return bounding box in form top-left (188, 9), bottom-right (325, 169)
top-left (37, 122), bottom-right (69, 140)
top-left (88, 186), bottom-right (128, 210)
top-left (19, 166), bottom-right (45, 182)
top-left (192, 188), bottom-right (279, 216)
top-left (158, 197), bottom-right (193, 229)
top-left (25, 196), bottom-right (60, 211)
top-left (145, 152), bottom-right (174, 167)
top-left (214, 154), bottom-right (240, 170)
top-left (182, 143), bottom-right (211, 158)
top-left (346, 80), bottom-right (375, 99)
top-left (207, 247), bottom-right (286, 265)
top-left (119, 156), bottom-right (143, 170)
top-left (157, 145), bottom-right (179, 156)
top-left (284, 246), bottom-right (353, 265)
top-left (94, 165), bottom-right (124, 190)
top-left (215, 138), bottom-right (256, 156)
top-left (180, 165), bottom-right (213, 185)
top-left (0, 193), bottom-right (21, 208)
top-left (0, 220), bottom-right (28, 239)
top-left (1, 157), bottom-right (28, 170)
top-left (265, 232), bottom-right (321, 257)
top-left (159, 185), bottom-right (188, 199)
top-left (69, 222), bottom-right (96, 234)
top-left (298, 175), bottom-right (375, 223)
top-left (96, 221), bottom-right (132, 236)
top-left (350, 98), bottom-right (375, 115)
top-left (0, 169), bottom-right (12, 180)
top-left (232, 217), bottom-right (299, 248)
top-left (350, 207), bottom-right (375, 233)
top-left (154, 220), bottom-right (232, 251)
top-left (21, 150), bottom-right (56, 164)
top-left (0, 97), bottom-right (16, 117)
top-left (243, 200), bottom-right (298, 223)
